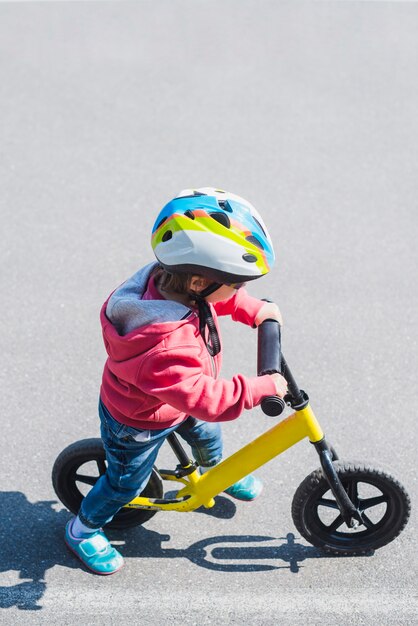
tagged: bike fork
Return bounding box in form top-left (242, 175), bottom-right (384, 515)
top-left (313, 438), bottom-right (364, 528)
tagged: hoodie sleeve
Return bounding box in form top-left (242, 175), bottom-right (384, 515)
top-left (213, 287), bottom-right (266, 327)
top-left (136, 344), bottom-right (277, 423)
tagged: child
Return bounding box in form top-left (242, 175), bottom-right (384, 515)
top-left (65, 187), bottom-right (287, 574)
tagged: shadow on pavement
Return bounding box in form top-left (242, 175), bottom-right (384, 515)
top-left (166, 491), bottom-right (238, 519)
top-left (0, 492), bottom-right (74, 611)
top-left (0, 491), bottom-right (373, 612)
top-left (113, 526), bottom-right (371, 574)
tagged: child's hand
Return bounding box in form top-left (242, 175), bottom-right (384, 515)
top-left (270, 373), bottom-right (288, 398)
top-left (254, 302), bottom-right (283, 327)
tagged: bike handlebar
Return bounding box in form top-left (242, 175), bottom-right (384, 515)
top-left (257, 319), bottom-right (286, 416)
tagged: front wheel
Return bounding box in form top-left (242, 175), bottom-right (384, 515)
top-left (52, 438), bottom-right (163, 529)
top-left (291, 461), bottom-right (410, 555)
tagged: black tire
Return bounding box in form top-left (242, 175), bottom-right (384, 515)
top-left (291, 461), bottom-right (411, 555)
top-left (52, 438), bottom-right (163, 529)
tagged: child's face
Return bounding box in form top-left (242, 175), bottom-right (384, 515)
top-left (205, 284), bottom-right (238, 303)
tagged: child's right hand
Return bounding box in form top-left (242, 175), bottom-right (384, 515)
top-left (270, 373), bottom-right (288, 398)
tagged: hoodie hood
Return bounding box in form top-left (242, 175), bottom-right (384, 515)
top-left (101, 262), bottom-right (196, 362)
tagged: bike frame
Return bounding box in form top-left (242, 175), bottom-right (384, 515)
top-left (124, 329), bottom-right (363, 528)
top-left (124, 402), bottom-right (324, 513)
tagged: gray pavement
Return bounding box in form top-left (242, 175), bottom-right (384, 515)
top-left (0, 1), bottom-right (417, 624)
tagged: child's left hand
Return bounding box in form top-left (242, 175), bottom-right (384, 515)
top-left (254, 301), bottom-right (283, 327)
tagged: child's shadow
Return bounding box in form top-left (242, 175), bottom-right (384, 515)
top-left (0, 492), bottom-right (74, 610)
top-left (0, 491), bottom-right (235, 611)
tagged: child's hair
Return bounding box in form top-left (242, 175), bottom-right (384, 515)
top-left (153, 265), bottom-right (197, 296)
top-left (153, 264), bottom-right (220, 354)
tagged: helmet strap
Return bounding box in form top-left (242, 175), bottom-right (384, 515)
top-left (199, 282), bottom-right (222, 298)
top-left (190, 282), bottom-right (222, 356)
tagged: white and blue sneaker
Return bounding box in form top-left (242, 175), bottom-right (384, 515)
top-left (65, 518), bottom-right (124, 575)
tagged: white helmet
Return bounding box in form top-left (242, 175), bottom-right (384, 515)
top-left (151, 187), bottom-right (275, 283)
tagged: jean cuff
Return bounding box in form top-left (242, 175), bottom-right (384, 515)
top-left (199, 456), bottom-right (222, 469)
top-left (77, 510), bottom-right (101, 530)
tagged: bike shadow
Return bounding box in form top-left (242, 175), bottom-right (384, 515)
top-left (0, 491), bottom-right (373, 611)
top-left (110, 525), bottom-right (372, 574)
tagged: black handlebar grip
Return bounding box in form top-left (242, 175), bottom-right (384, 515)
top-left (257, 319), bottom-right (282, 375)
top-left (261, 396), bottom-right (286, 417)
top-left (257, 319), bottom-right (286, 417)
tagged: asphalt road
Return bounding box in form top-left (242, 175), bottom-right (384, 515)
top-left (1, 1), bottom-right (417, 624)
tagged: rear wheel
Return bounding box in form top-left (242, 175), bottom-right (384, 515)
top-left (52, 438), bottom-right (163, 529)
top-left (291, 461), bottom-right (410, 555)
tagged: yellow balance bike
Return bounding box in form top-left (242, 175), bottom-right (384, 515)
top-left (52, 320), bottom-right (410, 555)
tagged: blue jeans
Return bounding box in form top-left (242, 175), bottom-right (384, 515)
top-left (78, 399), bottom-right (223, 528)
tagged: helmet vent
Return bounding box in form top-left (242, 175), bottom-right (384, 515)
top-left (243, 253), bottom-right (257, 263)
top-left (157, 216), bottom-right (167, 229)
top-left (184, 210), bottom-right (195, 220)
top-left (246, 235), bottom-right (264, 250)
top-left (162, 230), bottom-right (173, 242)
top-left (218, 200), bottom-right (233, 213)
top-left (252, 216), bottom-right (266, 236)
top-left (209, 212), bottom-right (231, 228)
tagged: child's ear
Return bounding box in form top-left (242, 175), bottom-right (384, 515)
top-left (189, 276), bottom-right (210, 292)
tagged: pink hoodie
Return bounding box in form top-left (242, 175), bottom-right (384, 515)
top-left (100, 263), bottom-right (277, 430)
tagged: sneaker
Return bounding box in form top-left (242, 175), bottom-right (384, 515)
top-left (65, 518), bottom-right (124, 575)
top-left (224, 474), bottom-right (263, 501)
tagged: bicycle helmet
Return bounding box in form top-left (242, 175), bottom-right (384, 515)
top-left (151, 187), bottom-right (275, 284)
